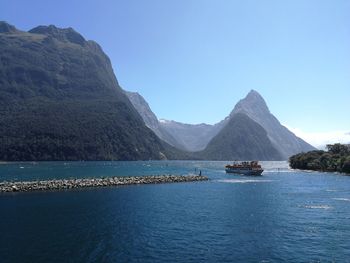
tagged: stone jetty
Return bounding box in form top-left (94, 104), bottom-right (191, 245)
top-left (0, 174), bottom-right (208, 193)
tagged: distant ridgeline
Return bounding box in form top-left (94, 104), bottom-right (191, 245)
top-left (289, 144), bottom-right (350, 174)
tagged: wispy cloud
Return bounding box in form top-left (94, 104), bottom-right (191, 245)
top-left (285, 126), bottom-right (350, 149)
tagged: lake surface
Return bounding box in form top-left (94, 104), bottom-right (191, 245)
top-left (1, 161), bottom-right (350, 262)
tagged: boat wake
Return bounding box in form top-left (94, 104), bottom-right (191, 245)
top-left (263, 169), bottom-right (293, 173)
top-left (216, 179), bottom-right (274, 184)
top-left (302, 205), bottom-right (333, 210)
top-left (332, 198), bottom-right (350, 202)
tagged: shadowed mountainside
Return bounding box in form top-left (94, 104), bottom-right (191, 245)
top-left (231, 90), bottom-right (316, 159)
top-left (199, 113), bottom-right (283, 160)
top-left (0, 22), bottom-right (184, 161)
top-left (125, 91), bottom-right (185, 150)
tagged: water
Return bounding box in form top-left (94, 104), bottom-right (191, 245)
top-left (1, 161), bottom-right (350, 262)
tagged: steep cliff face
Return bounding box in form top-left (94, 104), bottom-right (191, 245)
top-left (231, 90), bottom-right (316, 159)
top-left (0, 22), bottom-right (176, 161)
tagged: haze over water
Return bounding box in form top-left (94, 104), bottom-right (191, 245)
top-left (1, 161), bottom-right (350, 262)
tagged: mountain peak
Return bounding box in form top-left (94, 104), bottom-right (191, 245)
top-left (0, 21), bottom-right (18, 33)
top-left (229, 89), bottom-right (315, 158)
top-left (29, 25), bottom-right (86, 45)
top-left (246, 89), bottom-right (263, 99)
top-left (231, 90), bottom-right (269, 117)
top-left (244, 89), bottom-right (266, 104)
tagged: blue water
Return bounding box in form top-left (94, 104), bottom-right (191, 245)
top-left (1, 161), bottom-right (350, 262)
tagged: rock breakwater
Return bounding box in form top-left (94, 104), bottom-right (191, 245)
top-left (0, 175), bottom-right (208, 193)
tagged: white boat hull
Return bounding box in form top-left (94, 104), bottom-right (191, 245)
top-left (225, 168), bottom-right (263, 176)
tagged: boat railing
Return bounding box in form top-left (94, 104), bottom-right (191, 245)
top-left (225, 161), bottom-right (262, 169)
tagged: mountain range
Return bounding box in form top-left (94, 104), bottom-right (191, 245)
top-left (0, 21), bottom-right (315, 161)
top-left (126, 90), bottom-right (315, 160)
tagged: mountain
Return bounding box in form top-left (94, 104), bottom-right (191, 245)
top-left (0, 22), bottom-right (180, 161)
top-left (230, 90), bottom-right (316, 159)
top-left (127, 89), bottom-right (314, 159)
top-left (158, 119), bottom-right (225, 151)
top-left (125, 91), bottom-right (224, 151)
top-left (199, 113), bottom-right (283, 160)
top-left (125, 91), bottom-right (184, 150)
top-left (200, 90), bottom-right (315, 160)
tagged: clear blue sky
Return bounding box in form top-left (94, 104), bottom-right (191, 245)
top-left (1, 0), bottom-right (349, 135)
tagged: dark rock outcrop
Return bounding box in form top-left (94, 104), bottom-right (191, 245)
top-left (0, 21), bottom-right (19, 33)
top-left (29, 25), bottom-right (86, 46)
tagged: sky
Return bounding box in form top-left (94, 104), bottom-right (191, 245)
top-left (1, 0), bottom-right (349, 147)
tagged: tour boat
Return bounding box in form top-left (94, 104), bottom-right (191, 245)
top-left (225, 161), bottom-right (263, 176)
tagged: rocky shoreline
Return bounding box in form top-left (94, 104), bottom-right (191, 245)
top-left (0, 174), bottom-right (208, 193)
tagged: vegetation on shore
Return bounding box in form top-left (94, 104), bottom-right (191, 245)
top-left (289, 143), bottom-right (350, 174)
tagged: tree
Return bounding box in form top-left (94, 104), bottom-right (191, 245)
top-left (326, 143), bottom-right (350, 155)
